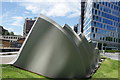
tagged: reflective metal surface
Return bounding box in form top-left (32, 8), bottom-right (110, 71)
top-left (13, 15), bottom-right (100, 78)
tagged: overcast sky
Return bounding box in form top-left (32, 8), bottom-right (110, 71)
top-left (1, 0), bottom-right (81, 35)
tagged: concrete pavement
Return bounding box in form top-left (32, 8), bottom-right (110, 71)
top-left (0, 52), bottom-right (18, 64)
top-left (0, 52), bottom-right (120, 64)
top-left (100, 52), bottom-right (120, 61)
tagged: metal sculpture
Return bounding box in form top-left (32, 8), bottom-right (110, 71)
top-left (13, 15), bottom-right (100, 78)
top-left (63, 24), bottom-right (100, 75)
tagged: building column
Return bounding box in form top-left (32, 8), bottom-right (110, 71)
top-left (96, 42), bottom-right (98, 49)
top-left (101, 43), bottom-right (103, 50)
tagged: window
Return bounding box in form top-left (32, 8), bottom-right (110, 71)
top-left (83, 28), bottom-right (91, 35)
top-left (103, 18), bottom-right (113, 25)
top-left (113, 33), bottom-right (114, 37)
top-left (92, 8), bottom-right (94, 14)
top-left (94, 3), bottom-right (96, 8)
top-left (111, 37), bottom-right (113, 42)
top-left (99, 23), bottom-right (102, 28)
top-left (105, 2), bottom-right (107, 6)
top-left (111, 4), bottom-right (113, 9)
top-left (114, 6), bottom-right (118, 11)
top-left (98, 17), bottom-right (102, 22)
top-left (93, 34), bottom-right (95, 38)
top-left (84, 22), bottom-right (91, 31)
top-left (96, 16), bottom-right (98, 20)
top-left (116, 39), bottom-right (118, 42)
top-left (119, 39), bottom-right (120, 43)
top-left (103, 37), bottom-right (105, 40)
top-left (102, 12), bottom-right (105, 17)
top-left (96, 23), bottom-right (102, 28)
top-left (102, 2), bottom-right (104, 5)
top-left (98, 11), bottom-right (100, 16)
top-left (108, 3), bottom-right (110, 7)
top-left (100, 6), bottom-right (102, 11)
top-left (104, 24), bottom-right (107, 29)
top-left (114, 38), bottom-right (115, 42)
top-left (92, 27), bottom-right (94, 32)
top-left (93, 15), bottom-right (95, 20)
top-left (94, 22), bottom-right (96, 26)
top-left (91, 21), bottom-right (94, 26)
top-left (95, 28), bottom-right (97, 33)
top-left (95, 10), bottom-right (97, 14)
top-left (97, 4), bottom-right (99, 9)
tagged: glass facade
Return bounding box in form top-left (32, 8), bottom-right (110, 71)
top-left (82, 0), bottom-right (120, 50)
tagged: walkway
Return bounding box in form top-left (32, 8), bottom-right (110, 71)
top-left (100, 52), bottom-right (120, 61)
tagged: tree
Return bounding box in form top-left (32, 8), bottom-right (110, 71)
top-left (4, 31), bottom-right (10, 35)
top-left (10, 32), bottom-right (14, 35)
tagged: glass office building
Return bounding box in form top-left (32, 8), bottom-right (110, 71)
top-left (80, 0), bottom-right (120, 50)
